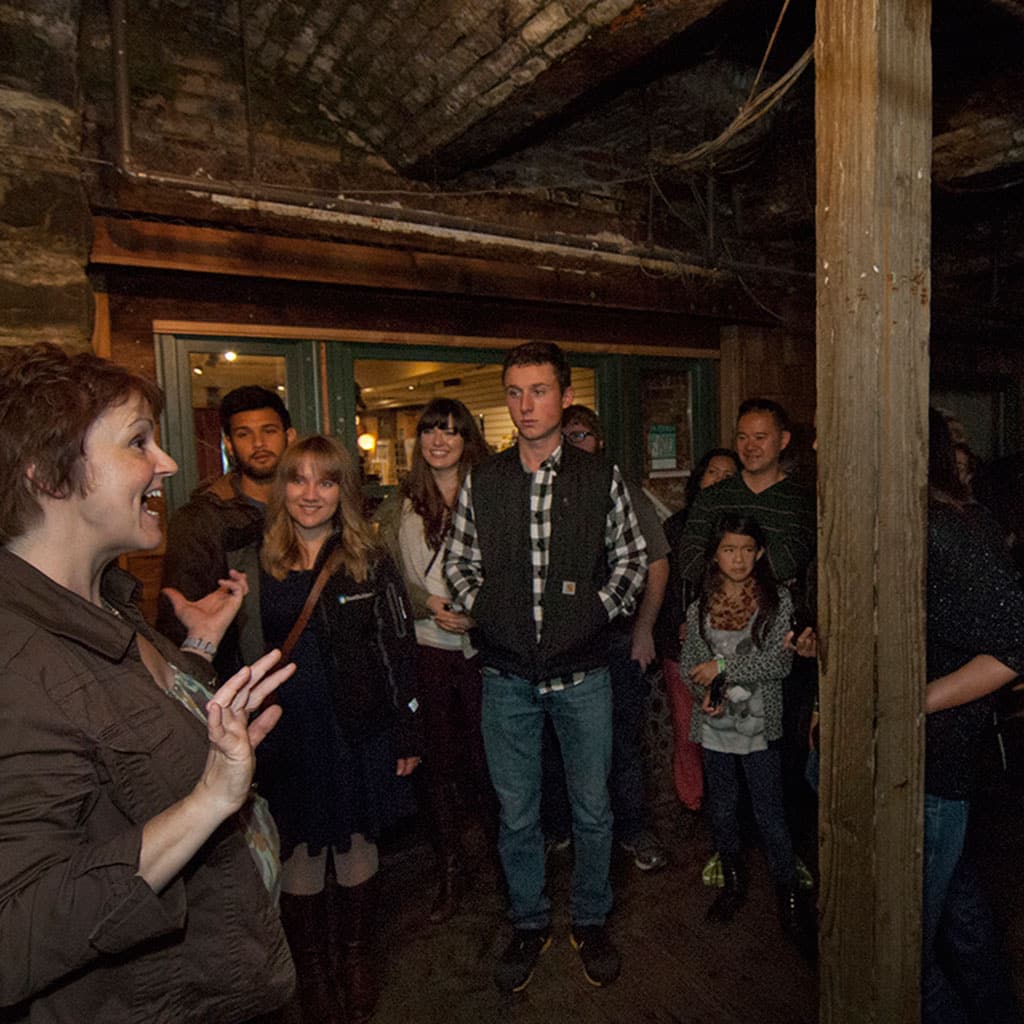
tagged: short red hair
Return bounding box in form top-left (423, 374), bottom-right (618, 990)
top-left (0, 343), bottom-right (163, 543)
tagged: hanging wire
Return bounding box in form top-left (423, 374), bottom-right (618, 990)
top-left (745, 0), bottom-right (793, 108)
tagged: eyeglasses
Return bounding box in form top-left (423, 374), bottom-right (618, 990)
top-left (564, 430), bottom-right (595, 443)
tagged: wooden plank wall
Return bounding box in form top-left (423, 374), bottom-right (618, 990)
top-left (718, 323), bottom-right (816, 439)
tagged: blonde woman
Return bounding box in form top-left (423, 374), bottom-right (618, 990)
top-left (234, 435), bottom-right (421, 1024)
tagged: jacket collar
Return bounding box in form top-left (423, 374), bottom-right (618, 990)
top-left (0, 548), bottom-right (138, 660)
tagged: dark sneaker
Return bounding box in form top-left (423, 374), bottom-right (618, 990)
top-left (570, 925), bottom-right (621, 987)
top-left (619, 829), bottom-right (668, 872)
top-left (494, 928), bottom-right (552, 993)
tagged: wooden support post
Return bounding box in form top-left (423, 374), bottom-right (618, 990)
top-left (815, 2), bottom-right (931, 1021)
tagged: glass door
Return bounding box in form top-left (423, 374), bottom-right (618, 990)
top-left (155, 334), bottom-right (320, 513)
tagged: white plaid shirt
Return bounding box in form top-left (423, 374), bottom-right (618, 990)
top-left (444, 444), bottom-right (647, 694)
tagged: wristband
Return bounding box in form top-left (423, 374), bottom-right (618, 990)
top-left (181, 636), bottom-right (217, 656)
top-left (715, 655), bottom-right (726, 674)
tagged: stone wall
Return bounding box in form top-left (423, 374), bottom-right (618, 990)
top-left (0, 0), bottom-right (93, 349)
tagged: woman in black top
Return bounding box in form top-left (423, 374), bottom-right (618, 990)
top-left (236, 435), bottom-right (421, 1024)
top-left (922, 407), bottom-right (1024, 1024)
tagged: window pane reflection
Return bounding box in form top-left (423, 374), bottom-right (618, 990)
top-left (354, 358), bottom-right (596, 486)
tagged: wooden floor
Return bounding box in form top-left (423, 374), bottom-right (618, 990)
top-left (373, 800), bottom-right (819, 1024)
top-left (370, 737), bottom-right (1024, 1024)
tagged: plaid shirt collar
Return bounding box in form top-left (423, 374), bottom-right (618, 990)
top-left (527, 441), bottom-right (563, 474)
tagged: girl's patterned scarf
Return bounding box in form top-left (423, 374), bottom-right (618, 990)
top-left (708, 576), bottom-right (758, 632)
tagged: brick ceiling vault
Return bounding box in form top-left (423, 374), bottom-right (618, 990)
top-left (81, 0), bottom-right (1024, 327)
top-left (238, 0), bottom-right (731, 178)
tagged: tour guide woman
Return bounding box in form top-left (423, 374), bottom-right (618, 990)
top-left (0, 343), bottom-right (296, 1023)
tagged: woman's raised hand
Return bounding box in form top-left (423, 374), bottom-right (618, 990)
top-left (199, 650), bottom-right (295, 816)
top-left (163, 570), bottom-right (249, 658)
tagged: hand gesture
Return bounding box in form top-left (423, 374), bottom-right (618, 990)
top-left (163, 570), bottom-right (249, 655)
top-left (199, 649), bottom-right (295, 816)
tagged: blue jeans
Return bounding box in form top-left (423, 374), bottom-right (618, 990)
top-left (482, 667), bottom-right (614, 929)
top-left (703, 746), bottom-right (796, 885)
top-left (541, 632), bottom-right (648, 842)
top-left (608, 629), bottom-right (649, 841)
top-left (922, 794), bottom-right (1020, 1024)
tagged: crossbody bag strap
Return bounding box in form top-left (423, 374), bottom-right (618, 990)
top-left (279, 549), bottom-right (344, 663)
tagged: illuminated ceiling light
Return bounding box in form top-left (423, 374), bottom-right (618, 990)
top-left (407, 384), bottom-right (415, 390)
top-left (223, 350), bottom-right (238, 362)
top-left (192, 366), bottom-right (203, 375)
top-left (276, 385), bottom-right (285, 392)
top-left (357, 432), bottom-right (376, 452)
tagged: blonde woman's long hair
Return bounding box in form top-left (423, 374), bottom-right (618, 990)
top-left (261, 434), bottom-right (376, 582)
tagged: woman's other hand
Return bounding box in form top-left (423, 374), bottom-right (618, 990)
top-left (427, 594), bottom-right (473, 634)
top-left (163, 570), bottom-right (249, 659)
top-left (396, 756), bottom-right (421, 777)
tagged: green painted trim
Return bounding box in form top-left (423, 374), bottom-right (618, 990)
top-left (155, 334), bottom-right (320, 515)
top-left (156, 334), bottom-right (717, 511)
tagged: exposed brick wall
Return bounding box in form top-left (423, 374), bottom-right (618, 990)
top-left (0, 0), bottom-right (93, 349)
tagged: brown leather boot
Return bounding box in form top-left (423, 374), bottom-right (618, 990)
top-left (335, 876), bottom-right (380, 1023)
top-left (428, 781), bottom-right (466, 924)
top-left (278, 892), bottom-right (343, 1024)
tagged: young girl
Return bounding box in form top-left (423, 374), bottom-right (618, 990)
top-left (681, 514), bottom-right (811, 953)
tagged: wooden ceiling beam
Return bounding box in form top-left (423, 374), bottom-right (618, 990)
top-left (90, 214), bottom-right (772, 322)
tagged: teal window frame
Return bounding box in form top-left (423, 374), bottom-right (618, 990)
top-left (155, 333), bottom-right (320, 514)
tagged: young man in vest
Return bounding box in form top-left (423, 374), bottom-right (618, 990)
top-left (157, 385), bottom-right (296, 680)
top-left (445, 342), bottom-right (647, 993)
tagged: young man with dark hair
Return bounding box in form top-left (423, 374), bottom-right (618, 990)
top-left (445, 344), bottom-right (646, 993)
top-left (157, 385), bottom-right (295, 679)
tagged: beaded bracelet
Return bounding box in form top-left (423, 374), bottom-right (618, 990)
top-left (715, 655), bottom-right (726, 674)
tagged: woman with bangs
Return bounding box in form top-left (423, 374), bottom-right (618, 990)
top-left (377, 397), bottom-right (496, 924)
top-left (234, 434), bottom-right (421, 1024)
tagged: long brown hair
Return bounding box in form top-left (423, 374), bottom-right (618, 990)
top-left (261, 435), bottom-right (376, 582)
top-left (402, 398), bottom-right (489, 549)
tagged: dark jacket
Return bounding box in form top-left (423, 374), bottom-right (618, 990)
top-left (232, 537), bottom-right (421, 756)
top-left (0, 549), bottom-right (294, 1024)
top-left (157, 472), bottom-right (265, 680)
top-left (926, 502), bottom-right (1024, 799)
top-left (468, 444), bottom-right (615, 682)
